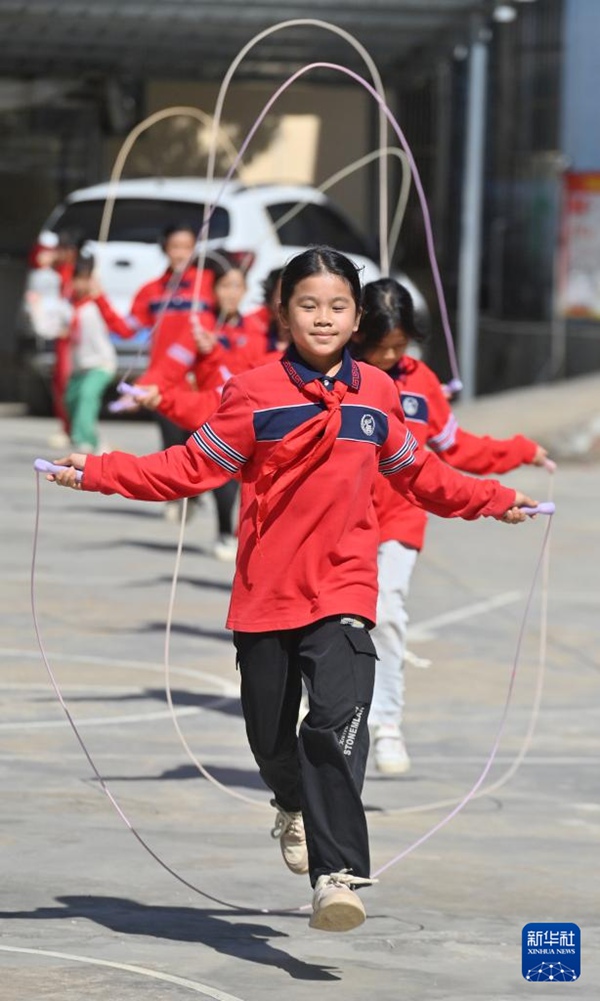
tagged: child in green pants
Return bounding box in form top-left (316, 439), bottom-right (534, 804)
top-left (64, 253), bottom-right (118, 453)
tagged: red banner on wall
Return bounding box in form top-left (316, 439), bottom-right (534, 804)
top-left (558, 172), bottom-right (600, 319)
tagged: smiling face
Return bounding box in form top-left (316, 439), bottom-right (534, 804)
top-left (279, 272), bottom-right (360, 375)
top-left (360, 326), bottom-right (409, 372)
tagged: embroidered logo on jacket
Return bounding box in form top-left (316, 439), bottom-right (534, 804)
top-left (400, 392), bottom-right (428, 424)
top-left (360, 414), bottom-right (376, 437)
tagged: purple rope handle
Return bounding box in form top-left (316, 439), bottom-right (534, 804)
top-left (520, 502), bottom-right (555, 516)
top-left (116, 380), bottom-right (147, 398)
top-left (34, 459), bottom-right (83, 484)
top-left (108, 381), bottom-right (149, 413)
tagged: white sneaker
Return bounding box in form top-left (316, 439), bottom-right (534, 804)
top-left (373, 724), bottom-right (411, 776)
top-left (213, 533), bottom-right (237, 561)
top-left (309, 871), bottom-right (375, 932)
top-left (47, 429), bottom-right (70, 450)
top-left (270, 800), bottom-right (308, 874)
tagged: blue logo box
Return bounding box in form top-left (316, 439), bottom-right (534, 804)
top-left (522, 923), bottom-right (580, 982)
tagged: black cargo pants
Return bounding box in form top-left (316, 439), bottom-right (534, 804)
top-left (234, 615), bottom-right (376, 886)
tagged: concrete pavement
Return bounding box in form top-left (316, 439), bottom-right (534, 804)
top-left (1, 384), bottom-right (599, 1000)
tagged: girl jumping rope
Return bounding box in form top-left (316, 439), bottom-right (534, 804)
top-left (352, 279), bottom-right (549, 775)
top-left (46, 247), bottom-right (539, 934)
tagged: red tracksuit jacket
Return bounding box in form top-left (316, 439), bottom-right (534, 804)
top-left (81, 348), bottom-right (516, 633)
top-left (158, 383), bottom-right (223, 433)
top-left (104, 266), bottom-right (215, 369)
top-left (374, 356), bottom-right (537, 550)
top-left (139, 309), bottom-right (275, 392)
top-left (154, 314), bottom-right (283, 430)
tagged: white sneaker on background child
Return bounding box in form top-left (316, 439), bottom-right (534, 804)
top-left (373, 723), bottom-right (411, 775)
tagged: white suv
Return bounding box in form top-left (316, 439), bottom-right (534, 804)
top-left (21, 178), bottom-right (427, 408)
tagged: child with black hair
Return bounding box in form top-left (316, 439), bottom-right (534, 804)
top-left (127, 251), bottom-right (268, 557)
top-left (47, 228), bottom-right (84, 448)
top-left (352, 278), bottom-right (548, 775)
top-left (93, 222), bottom-right (215, 446)
top-left (142, 250), bottom-right (269, 393)
top-left (89, 222), bottom-right (215, 520)
top-left (62, 253), bottom-right (120, 454)
top-left (47, 247), bottom-right (538, 933)
top-left (246, 267), bottom-right (291, 354)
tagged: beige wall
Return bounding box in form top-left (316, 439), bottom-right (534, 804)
top-left (103, 78), bottom-right (376, 233)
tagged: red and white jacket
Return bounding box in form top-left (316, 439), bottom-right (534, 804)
top-left (81, 348), bottom-right (517, 633)
top-left (374, 356), bottom-right (537, 550)
top-left (139, 308), bottom-right (274, 392)
top-left (104, 266), bottom-right (215, 370)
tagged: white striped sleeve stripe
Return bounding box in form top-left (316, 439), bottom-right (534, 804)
top-left (202, 422), bottom-right (248, 465)
top-left (379, 430), bottom-right (417, 469)
top-left (380, 452), bottom-right (417, 476)
top-left (167, 343), bottom-right (196, 366)
top-left (429, 415), bottom-right (458, 452)
top-left (379, 432), bottom-right (418, 476)
top-left (192, 431), bottom-right (239, 473)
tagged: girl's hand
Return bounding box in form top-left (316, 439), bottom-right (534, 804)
top-left (500, 491), bottom-right (538, 524)
top-left (194, 327), bottom-right (216, 355)
top-left (531, 445), bottom-right (549, 466)
top-left (47, 454), bottom-right (88, 490)
top-left (134, 384), bottom-right (162, 410)
top-left (190, 314), bottom-right (216, 355)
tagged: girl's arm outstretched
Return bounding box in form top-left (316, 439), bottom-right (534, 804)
top-left (381, 386), bottom-right (537, 524)
top-left (425, 372), bottom-right (547, 475)
top-left (49, 379), bottom-right (254, 500)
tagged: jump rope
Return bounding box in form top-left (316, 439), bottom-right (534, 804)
top-left (32, 27), bottom-right (556, 913)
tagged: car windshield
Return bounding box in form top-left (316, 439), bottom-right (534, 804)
top-left (266, 201), bottom-right (373, 257)
top-left (50, 198), bottom-right (230, 243)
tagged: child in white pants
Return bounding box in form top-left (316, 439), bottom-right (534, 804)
top-left (352, 279), bottom-right (548, 775)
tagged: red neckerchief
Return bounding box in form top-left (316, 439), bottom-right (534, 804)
top-left (255, 372), bottom-right (349, 539)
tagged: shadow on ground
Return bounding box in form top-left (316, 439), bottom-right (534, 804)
top-left (0, 896), bottom-right (341, 981)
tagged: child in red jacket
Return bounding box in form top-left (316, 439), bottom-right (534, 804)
top-left (129, 263), bottom-right (290, 424)
top-left (130, 252), bottom-right (271, 557)
top-left (98, 222), bottom-right (215, 446)
top-left (95, 222), bottom-right (215, 523)
top-left (137, 253), bottom-right (274, 396)
top-left (48, 247), bottom-right (538, 933)
top-left (352, 279), bottom-right (548, 776)
top-left (245, 268), bottom-right (291, 355)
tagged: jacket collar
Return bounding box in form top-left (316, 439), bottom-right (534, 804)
top-left (282, 344), bottom-right (361, 391)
